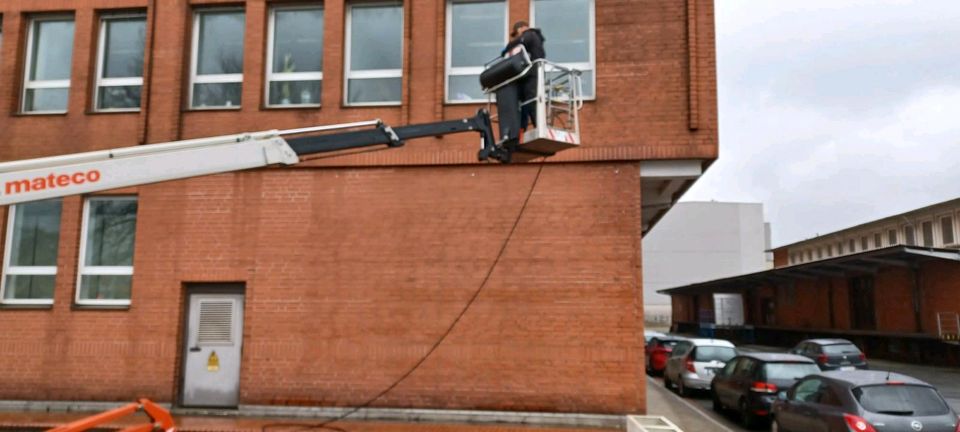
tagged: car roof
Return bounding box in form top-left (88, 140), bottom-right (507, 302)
top-left (684, 338), bottom-right (735, 347)
top-left (801, 338), bottom-right (855, 346)
top-left (736, 352), bottom-right (814, 363)
top-left (818, 370), bottom-right (931, 388)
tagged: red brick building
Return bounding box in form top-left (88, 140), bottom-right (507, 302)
top-left (0, 0), bottom-right (717, 414)
top-left (664, 198), bottom-right (960, 366)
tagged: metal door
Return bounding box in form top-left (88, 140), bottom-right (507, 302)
top-left (182, 293), bottom-right (245, 407)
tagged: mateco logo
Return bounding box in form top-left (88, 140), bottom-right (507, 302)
top-left (4, 170), bottom-right (101, 196)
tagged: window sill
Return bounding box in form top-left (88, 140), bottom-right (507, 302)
top-left (263, 104), bottom-right (322, 110)
top-left (72, 303), bottom-right (131, 311)
top-left (0, 303), bottom-right (54, 310)
top-left (343, 102), bottom-right (402, 108)
top-left (185, 106), bottom-right (243, 112)
top-left (87, 109), bottom-right (141, 115)
top-left (13, 111), bottom-right (68, 117)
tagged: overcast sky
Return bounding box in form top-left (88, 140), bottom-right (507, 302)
top-left (682, 0), bottom-right (960, 247)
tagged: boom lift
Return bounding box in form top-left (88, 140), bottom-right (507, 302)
top-left (0, 54), bottom-right (583, 432)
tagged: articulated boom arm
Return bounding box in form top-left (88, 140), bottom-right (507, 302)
top-left (0, 110), bottom-right (504, 207)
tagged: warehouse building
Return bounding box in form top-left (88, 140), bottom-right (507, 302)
top-left (0, 0), bottom-right (717, 415)
top-left (663, 197), bottom-right (960, 365)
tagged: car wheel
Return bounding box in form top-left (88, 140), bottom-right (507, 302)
top-left (677, 378), bottom-right (689, 397)
top-left (711, 390), bottom-right (724, 412)
top-left (664, 375), bottom-right (673, 390)
top-left (739, 398), bottom-right (758, 429)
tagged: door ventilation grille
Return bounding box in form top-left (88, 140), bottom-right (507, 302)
top-left (198, 300), bottom-right (233, 345)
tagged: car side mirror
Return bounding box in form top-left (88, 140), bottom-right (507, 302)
top-left (777, 391), bottom-right (788, 401)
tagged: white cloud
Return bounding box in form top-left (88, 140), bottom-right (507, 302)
top-left (683, 2), bottom-right (960, 246)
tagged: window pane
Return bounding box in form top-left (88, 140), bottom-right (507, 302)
top-left (348, 78), bottom-right (401, 104)
top-left (84, 199), bottom-right (138, 266)
top-left (874, 233), bottom-right (882, 248)
top-left (888, 229), bottom-right (897, 245)
top-left (943, 217), bottom-right (955, 244)
top-left (10, 200), bottom-right (62, 266)
top-left (922, 221), bottom-right (934, 246)
top-left (273, 8), bottom-right (323, 73)
top-left (448, 74), bottom-right (485, 101)
top-left (450, 1), bottom-right (504, 68)
top-left (905, 227), bottom-right (916, 246)
top-left (192, 82), bottom-right (242, 108)
top-left (349, 4), bottom-right (402, 71)
top-left (197, 11), bottom-right (245, 75)
top-left (30, 19), bottom-right (75, 81)
top-left (4, 275), bottom-right (55, 300)
top-left (79, 275), bottom-right (131, 300)
top-left (97, 85), bottom-right (142, 110)
top-left (102, 17), bottom-right (145, 78)
top-left (25, 88), bottom-right (69, 112)
top-left (268, 80), bottom-right (321, 105)
top-left (533, 0), bottom-right (590, 63)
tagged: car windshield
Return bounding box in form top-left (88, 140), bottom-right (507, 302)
top-left (693, 346), bottom-right (736, 362)
top-left (762, 362), bottom-right (819, 381)
top-left (853, 384), bottom-right (950, 416)
top-left (660, 340), bottom-right (681, 349)
top-left (822, 344), bottom-right (860, 355)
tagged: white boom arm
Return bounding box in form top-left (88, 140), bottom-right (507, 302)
top-left (0, 121), bottom-right (380, 206)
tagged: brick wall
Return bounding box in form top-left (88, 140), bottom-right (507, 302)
top-left (0, 0), bottom-right (718, 414)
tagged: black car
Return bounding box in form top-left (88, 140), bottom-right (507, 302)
top-left (772, 370), bottom-right (959, 432)
top-left (789, 338), bottom-right (868, 371)
top-left (710, 353), bottom-right (820, 428)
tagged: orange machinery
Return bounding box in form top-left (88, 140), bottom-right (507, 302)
top-left (46, 399), bottom-right (175, 432)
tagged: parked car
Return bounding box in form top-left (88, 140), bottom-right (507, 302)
top-left (645, 335), bottom-right (684, 376)
top-left (789, 339), bottom-right (868, 371)
top-left (644, 330), bottom-right (666, 345)
top-left (710, 353), bottom-right (820, 428)
top-left (663, 338), bottom-right (737, 396)
top-left (772, 370), bottom-right (959, 432)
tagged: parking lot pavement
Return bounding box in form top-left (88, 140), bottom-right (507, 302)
top-left (646, 375), bottom-right (749, 432)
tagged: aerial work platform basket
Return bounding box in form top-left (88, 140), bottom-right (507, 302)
top-left (479, 48), bottom-right (583, 162)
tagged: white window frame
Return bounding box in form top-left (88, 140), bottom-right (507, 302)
top-left (445, 0), bottom-right (507, 104)
top-left (75, 196), bottom-right (137, 306)
top-left (343, 1), bottom-right (404, 107)
top-left (265, 4), bottom-right (324, 108)
top-left (902, 224), bottom-right (916, 246)
top-left (189, 8), bottom-right (244, 110)
top-left (529, 0), bottom-right (596, 100)
top-left (1, 204), bottom-right (59, 305)
top-left (943, 214), bottom-right (957, 246)
top-left (93, 13), bottom-right (146, 113)
top-left (21, 15), bottom-right (74, 114)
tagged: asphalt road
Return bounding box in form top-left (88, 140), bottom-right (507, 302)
top-left (646, 344), bottom-right (960, 432)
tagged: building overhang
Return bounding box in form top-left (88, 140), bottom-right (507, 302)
top-left (640, 160), bottom-right (704, 236)
top-left (657, 246), bottom-right (960, 296)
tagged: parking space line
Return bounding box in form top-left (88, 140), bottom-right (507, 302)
top-left (646, 376), bottom-right (737, 432)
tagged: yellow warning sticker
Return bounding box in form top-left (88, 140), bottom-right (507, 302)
top-left (207, 351), bottom-right (220, 372)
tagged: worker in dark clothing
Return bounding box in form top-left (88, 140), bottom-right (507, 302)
top-left (501, 21), bottom-right (545, 130)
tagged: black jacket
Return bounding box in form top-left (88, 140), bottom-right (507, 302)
top-left (502, 28), bottom-right (546, 60)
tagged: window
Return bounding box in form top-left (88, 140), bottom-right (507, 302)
top-left (874, 233), bottom-right (882, 249)
top-left (826, 245), bottom-right (832, 257)
top-left (849, 239), bottom-right (856, 253)
top-left (792, 378), bottom-right (822, 403)
top-left (345, 2), bottom-right (403, 105)
top-left (888, 229), bottom-right (898, 246)
top-left (903, 225), bottom-right (916, 246)
top-left (76, 197), bottom-right (138, 305)
top-left (921, 221), bottom-right (934, 247)
top-left (446, 0), bottom-right (506, 102)
top-left (1, 200), bottom-right (62, 304)
top-left (94, 14), bottom-right (146, 111)
top-left (860, 236), bottom-right (868, 251)
top-left (837, 241), bottom-right (844, 255)
top-left (805, 250), bottom-right (811, 261)
top-left (22, 16), bottom-right (75, 113)
top-left (266, 5), bottom-right (323, 107)
top-left (942, 216), bottom-right (955, 245)
top-left (190, 9), bottom-right (245, 109)
top-left (816, 248), bottom-right (822, 259)
top-left (531, 0), bottom-right (595, 98)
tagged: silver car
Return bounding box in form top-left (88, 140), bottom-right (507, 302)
top-left (663, 338), bottom-right (737, 397)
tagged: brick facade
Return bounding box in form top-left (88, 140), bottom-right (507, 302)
top-left (0, 0), bottom-right (717, 414)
